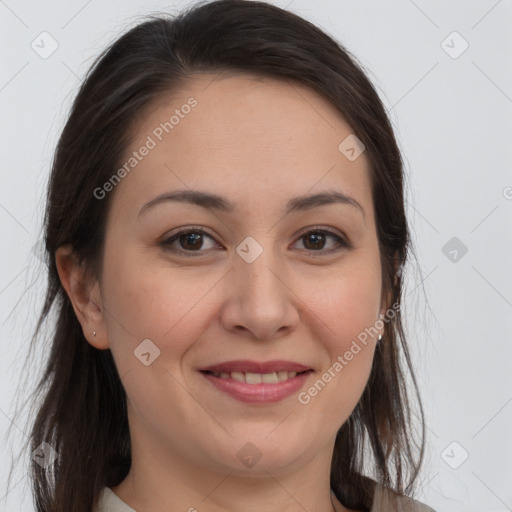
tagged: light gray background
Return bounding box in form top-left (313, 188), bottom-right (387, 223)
top-left (1, 1), bottom-right (511, 511)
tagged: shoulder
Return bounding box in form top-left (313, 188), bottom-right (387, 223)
top-left (372, 483), bottom-right (436, 512)
top-left (94, 487), bottom-right (137, 512)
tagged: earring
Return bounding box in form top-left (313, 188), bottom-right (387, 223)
top-left (92, 331), bottom-right (96, 337)
top-left (378, 334), bottom-right (382, 342)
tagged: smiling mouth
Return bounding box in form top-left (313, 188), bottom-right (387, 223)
top-left (199, 368), bottom-right (314, 403)
top-left (200, 369), bottom-right (313, 384)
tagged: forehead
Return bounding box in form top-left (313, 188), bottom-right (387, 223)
top-left (111, 73), bottom-right (374, 221)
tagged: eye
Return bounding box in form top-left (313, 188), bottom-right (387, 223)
top-left (292, 227), bottom-right (350, 254)
top-left (160, 226), bottom-right (350, 257)
top-left (161, 227), bottom-right (220, 256)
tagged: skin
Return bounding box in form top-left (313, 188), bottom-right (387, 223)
top-left (56, 73), bottom-right (389, 512)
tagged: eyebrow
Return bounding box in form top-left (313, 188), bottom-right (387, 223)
top-left (138, 189), bottom-right (366, 221)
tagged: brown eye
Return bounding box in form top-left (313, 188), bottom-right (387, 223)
top-left (303, 232), bottom-right (326, 250)
top-left (293, 228), bottom-right (349, 254)
top-left (160, 226), bottom-right (349, 258)
top-left (177, 231), bottom-right (205, 251)
top-left (161, 228), bottom-right (220, 255)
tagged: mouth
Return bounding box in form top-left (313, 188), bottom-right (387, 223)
top-left (197, 360), bottom-right (314, 403)
top-left (200, 369), bottom-right (312, 384)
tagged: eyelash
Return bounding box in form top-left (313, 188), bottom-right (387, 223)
top-left (160, 225), bottom-right (350, 257)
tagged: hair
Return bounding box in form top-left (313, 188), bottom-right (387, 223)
top-left (9, 1), bottom-right (428, 510)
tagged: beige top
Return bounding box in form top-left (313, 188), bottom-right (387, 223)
top-left (94, 485), bottom-right (436, 511)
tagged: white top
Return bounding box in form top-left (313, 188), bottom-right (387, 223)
top-left (95, 487), bottom-right (135, 512)
top-left (94, 485), bottom-right (436, 511)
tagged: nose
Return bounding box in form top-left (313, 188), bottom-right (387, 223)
top-left (219, 245), bottom-right (300, 341)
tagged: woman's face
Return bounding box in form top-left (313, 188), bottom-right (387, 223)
top-left (95, 73), bottom-right (385, 476)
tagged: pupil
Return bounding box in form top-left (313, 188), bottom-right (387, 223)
top-left (305, 232), bottom-right (324, 250)
top-left (181, 232), bottom-right (202, 250)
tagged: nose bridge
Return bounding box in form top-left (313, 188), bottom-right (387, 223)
top-left (223, 234), bottom-right (298, 339)
top-left (236, 234), bottom-right (284, 304)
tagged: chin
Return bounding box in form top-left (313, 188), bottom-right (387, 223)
top-left (208, 435), bottom-right (314, 475)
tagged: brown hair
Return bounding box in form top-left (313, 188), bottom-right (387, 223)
top-left (9, 1), bottom-right (427, 510)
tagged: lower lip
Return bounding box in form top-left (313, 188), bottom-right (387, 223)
top-left (200, 371), bottom-right (314, 403)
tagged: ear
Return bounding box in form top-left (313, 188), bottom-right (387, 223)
top-left (55, 244), bottom-right (109, 350)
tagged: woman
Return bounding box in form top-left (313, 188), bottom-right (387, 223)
top-left (20, 1), bottom-right (435, 510)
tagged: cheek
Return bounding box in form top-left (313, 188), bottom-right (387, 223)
top-left (101, 249), bottom-right (219, 362)
top-left (298, 281), bottom-right (378, 425)
top-left (304, 262), bottom-right (382, 346)
top-left (297, 260), bottom-right (381, 407)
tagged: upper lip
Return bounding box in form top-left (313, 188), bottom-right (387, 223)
top-left (198, 360), bottom-right (313, 374)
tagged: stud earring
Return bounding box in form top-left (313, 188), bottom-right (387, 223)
top-left (378, 333), bottom-right (382, 342)
top-left (92, 331), bottom-right (96, 337)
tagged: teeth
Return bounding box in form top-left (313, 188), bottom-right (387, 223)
top-left (262, 372), bottom-right (278, 384)
top-left (231, 372), bottom-right (246, 383)
top-left (211, 370), bottom-right (299, 383)
top-left (245, 372), bottom-right (262, 384)
top-left (277, 371), bottom-right (290, 382)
